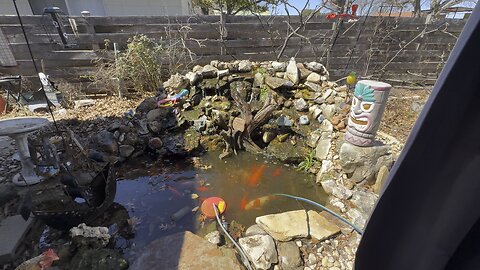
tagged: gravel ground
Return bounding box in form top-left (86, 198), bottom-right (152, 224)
top-left (379, 88), bottom-right (431, 144)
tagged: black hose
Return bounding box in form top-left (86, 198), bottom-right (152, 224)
top-left (12, 0), bottom-right (60, 133)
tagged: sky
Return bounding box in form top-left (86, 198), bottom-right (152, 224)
top-left (272, 0), bottom-right (322, 15)
top-left (271, 0), bottom-right (478, 15)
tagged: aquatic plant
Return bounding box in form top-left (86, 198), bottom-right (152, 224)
top-left (297, 150), bottom-right (316, 172)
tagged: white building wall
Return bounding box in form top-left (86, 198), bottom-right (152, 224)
top-left (65, 0), bottom-right (106, 16)
top-left (0, 0), bottom-right (33, 15)
top-left (102, 0), bottom-right (192, 16)
top-left (0, 0), bottom-right (192, 16)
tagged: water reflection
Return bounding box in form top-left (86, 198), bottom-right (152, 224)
top-left (112, 151), bottom-right (327, 259)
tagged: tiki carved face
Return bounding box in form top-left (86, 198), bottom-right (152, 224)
top-left (346, 80), bottom-right (391, 146)
top-left (349, 83), bottom-right (377, 133)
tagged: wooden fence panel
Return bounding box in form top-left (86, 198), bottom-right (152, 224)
top-left (0, 14), bottom-right (467, 92)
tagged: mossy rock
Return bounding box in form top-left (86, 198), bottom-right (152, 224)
top-left (69, 248), bottom-right (129, 270)
top-left (266, 137), bottom-right (310, 163)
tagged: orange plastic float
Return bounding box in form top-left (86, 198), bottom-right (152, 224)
top-left (201, 197), bottom-right (226, 219)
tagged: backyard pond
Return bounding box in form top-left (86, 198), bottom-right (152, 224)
top-left (37, 150), bottom-right (327, 264)
top-left (111, 150), bottom-right (327, 259)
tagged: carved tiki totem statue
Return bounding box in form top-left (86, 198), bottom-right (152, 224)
top-left (345, 80), bottom-right (391, 146)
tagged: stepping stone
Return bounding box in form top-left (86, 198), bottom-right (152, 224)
top-left (130, 231), bottom-right (242, 270)
top-left (0, 215), bottom-right (34, 265)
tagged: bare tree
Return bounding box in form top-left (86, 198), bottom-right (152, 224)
top-left (192, 0), bottom-right (280, 15)
top-left (429, 0), bottom-right (474, 16)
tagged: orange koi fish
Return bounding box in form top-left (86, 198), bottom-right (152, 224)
top-left (196, 186), bottom-right (208, 192)
top-left (240, 192), bottom-right (248, 210)
top-left (166, 186), bottom-right (182, 197)
top-left (247, 164), bottom-right (266, 187)
top-left (272, 167), bottom-right (282, 177)
top-left (243, 195), bottom-right (274, 211)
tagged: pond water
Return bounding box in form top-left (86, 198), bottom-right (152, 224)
top-left (112, 151), bottom-right (327, 259)
top-left (39, 151), bottom-right (327, 263)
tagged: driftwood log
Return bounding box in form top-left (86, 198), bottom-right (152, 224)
top-left (220, 80), bottom-right (277, 158)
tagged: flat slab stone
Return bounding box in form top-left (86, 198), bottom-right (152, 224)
top-left (256, 210), bottom-right (309, 241)
top-left (130, 231), bottom-right (242, 270)
top-left (308, 210), bottom-right (341, 241)
top-left (256, 210), bottom-right (340, 242)
top-left (0, 215), bottom-right (34, 265)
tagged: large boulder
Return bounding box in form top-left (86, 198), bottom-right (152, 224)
top-left (277, 241), bottom-right (303, 270)
top-left (183, 128), bottom-right (202, 153)
top-left (238, 60), bottom-right (253, 72)
top-left (198, 78), bottom-right (220, 91)
top-left (284, 58), bottom-right (299, 84)
top-left (272, 61), bottom-right (286, 72)
top-left (373, 165), bottom-right (389, 194)
top-left (339, 142), bottom-right (393, 184)
top-left (130, 231), bottom-right (242, 270)
top-left (347, 208), bottom-right (368, 230)
top-left (315, 133), bottom-right (332, 160)
top-left (265, 76), bottom-right (294, 90)
top-left (308, 210), bottom-right (342, 241)
top-left (305, 82), bottom-right (322, 92)
top-left (245, 224), bottom-right (268, 237)
top-left (93, 131), bottom-right (118, 154)
top-left (162, 130), bottom-right (201, 156)
top-left (185, 71), bottom-right (202, 85)
top-left (256, 210), bottom-right (308, 241)
top-left (307, 129), bottom-right (322, 148)
top-left (146, 107), bottom-right (176, 134)
top-left (70, 223), bottom-right (111, 248)
top-left (255, 210), bottom-right (340, 241)
top-left (69, 249), bottom-right (128, 270)
top-left (254, 72), bottom-right (265, 87)
top-left (267, 139), bottom-right (310, 163)
top-left (297, 63), bottom-right (312, 80)
top-left (201, 65), bottom-right (218, 78)
top-left (135, 97), bottom-right (157, 115)
top-left (304, 62), bottom-right (328, 76)
top-left (163, 73), bottom-right (189, 90)
top-left (306, 72), bottom-right (322, 84)
top-left (239, 234), bottom-right (278, 270)
top-left (321, 104), bottom-right (336, 120)
top-left (350, 188), bottom-right (378, 216)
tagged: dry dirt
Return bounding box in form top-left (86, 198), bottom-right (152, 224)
top-left (379, 88), bottom-right (431, 144)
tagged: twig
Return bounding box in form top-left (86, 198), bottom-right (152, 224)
top-left (276, 0), bottom-right (326, 60)
top-left (378, 22), bottom-right (449, 74)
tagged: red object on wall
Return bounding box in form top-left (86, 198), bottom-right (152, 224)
top-left (351, 4), bottom-right (359, 16)
top-left (326, 13), bottom-right (337, 20)
top-left (326, 4), bottom-right (359, 20)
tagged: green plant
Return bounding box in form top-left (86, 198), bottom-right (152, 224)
top-left (116, 35), bottom-right (163, 92)
top-left (259, 85), bottom-right (269, 102)
top-left (56, 79), bottom-right (82, 108)
top-left (88, 30), bottom-right (199, 95)
top-left (297, 150), bottom-right (316, 172)
top-left (255, 67), bottom-right (267, 75)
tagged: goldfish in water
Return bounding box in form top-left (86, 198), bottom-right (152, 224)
top-left (196, 186), bottom-right (208, 192)
top-left (243, 195), bottom-right (274, 211)
top-left (247, 164), bottom-right (266, 187)
top-left (166, 185), bottom-right (182, 197)
top-left (272, 167), bottom-right (282, 177)
top-left (240, 192), bottom-right (248, 210)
